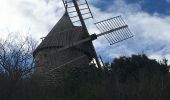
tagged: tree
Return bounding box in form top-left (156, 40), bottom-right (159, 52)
top-left (111, 54), bottom-right (169, 82)
top-left (109, 54), bottom-right (170, 100)
top-left (0, 35), bottom-right (37, 80)
top-left (0, 34), bottom-right (38, 100)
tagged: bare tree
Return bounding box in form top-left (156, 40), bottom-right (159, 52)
top-left (0, 34), bottom-right (37, 80)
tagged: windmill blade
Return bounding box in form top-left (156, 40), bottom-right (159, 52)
top-left (94, 16), bottom-right (133, 45)
top-left (62, 0), bottom-right (93, 24)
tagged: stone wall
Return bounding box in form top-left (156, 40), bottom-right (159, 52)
top-left (34, 47), bottom-right (91, 86)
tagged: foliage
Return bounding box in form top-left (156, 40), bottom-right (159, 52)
top-left (0, 54), bottom-right (170, 100)
top-left (0, 36), bottom-right (170, 100)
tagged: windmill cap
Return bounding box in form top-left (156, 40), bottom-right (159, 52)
top-left (33, 12), bottom-right (74, 56)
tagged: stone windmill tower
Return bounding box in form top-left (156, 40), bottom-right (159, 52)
top-left (33, 0), bottom-right (133, 86)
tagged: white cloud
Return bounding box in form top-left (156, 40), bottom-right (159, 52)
top-left (0, 0), bottom-right (170, 63)
top-left (87, 0), bottom-right (170, 62)
top-left (0, 0), bottom-right (64, 40)
top-left (129, 13), bottom-right (170, 42)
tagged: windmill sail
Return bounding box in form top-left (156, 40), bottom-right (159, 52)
top-left (63, 0), bottom-right (93, 24)
top-left (95, 16), bottom-right (133, 45)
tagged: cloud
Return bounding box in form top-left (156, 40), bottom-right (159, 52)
top-left (0, 0), bottom-right (64, 40)
top-left (87, 0), bottom-right (170, 62)
top-left (0, 0), bottom-right (170, 63)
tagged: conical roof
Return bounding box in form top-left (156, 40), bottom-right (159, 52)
top-left (47, 12), bottom-right (73, 36)
top-left (33, 12), bottom-right (88, 56)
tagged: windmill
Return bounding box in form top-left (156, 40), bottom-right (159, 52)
top-left (33, 0), bottom-right (133, 86)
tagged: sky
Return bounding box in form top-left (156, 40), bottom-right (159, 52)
top-left (0, 0), bottom-right (170, 63)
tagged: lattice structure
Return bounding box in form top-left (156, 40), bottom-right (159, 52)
top-left (63, 0), bottom-right (93, 23)
top-left (95, 16), bottom-right (133, 45)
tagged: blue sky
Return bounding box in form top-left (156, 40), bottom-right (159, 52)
top-left (93, 0), bottom-right (170, 15)
top-left (0, 0), bottom-right (170, 63)
top-left (126, 0), bottom-right (170, 15)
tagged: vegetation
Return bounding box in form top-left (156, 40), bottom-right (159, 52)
top-left (0, 37), bottom-right (170, 100)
